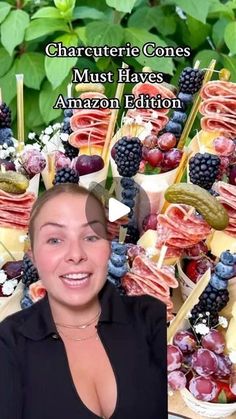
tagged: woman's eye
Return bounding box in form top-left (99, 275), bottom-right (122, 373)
top-left (47, 238), bottom-right (61, 244)
top-left (85, 235), bottom-right (100, 242)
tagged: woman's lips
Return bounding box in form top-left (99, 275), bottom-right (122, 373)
top-left (60, 273), bottom-right (91, 288)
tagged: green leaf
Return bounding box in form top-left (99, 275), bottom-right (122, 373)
top-left (45, 33), bottom-right (78, 89)
top-left (217, 390), bottom-right (227, 404)
top-left (224, 21), bottom-right (236, 55)
top-left (15, 53), bottom-right (45, 90)
top-left (74, 26), bottom-right (87, 44)
top-left (128, 6), bottom-right (176, 35)
top-left (208, 0), bottom-right (235, 19)
top-left (1, 10), bottom-right (29, 55)
top-left (174, 0), bottom-right (210, 23)
top-left (221, 54), bottom-right (236, 82)
top-left (183, 16), bottom-right (211, 49)
top-left (0, 48), bottom-right (13, 77)
top-left (86, 21), bottom-right (124, 47)
top-left (0, 65), bottom-right (17, 105)
top-left (105, 0), bottom-right (136, 13)
top-left (124, 28), bottom-right (174, 75)
top-left (32, 7), bottom-right (62, 19)
top-left (25, 88), bottom-right (44, 129)
top-left (25, 18), bottom-right (69, 41)
top-left (212, 18), bottom-right (231, 50)
top-left (54, 0), bottom-right (75, 12)
top-left (39, 78), bottom-right (69, 124)
top-left (0, 2), bottom-right (11, 23)
top-left (194, 50), bottom-right (220, 70)
top-left (72, 6), bottom-right (106, 20)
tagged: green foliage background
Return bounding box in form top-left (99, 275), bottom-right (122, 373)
top-left (0, 0), bottom-right (236, 137)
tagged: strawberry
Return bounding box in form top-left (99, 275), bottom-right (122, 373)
top-left (184, 257), bottom-right (214, 283)
top-left (212, 380), bottom-right (236, 403)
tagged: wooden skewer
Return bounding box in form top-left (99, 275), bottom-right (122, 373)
top-left (0, 88), bottom-right (2, 105)
top-left (119, 226), bottom-right (127, 244)
top-left (102, 62), bottom-right (128, 165)
top-left (167, 268), bottom-right (211, 343)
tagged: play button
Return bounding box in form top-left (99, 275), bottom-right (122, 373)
top-left (108, 197), bottom-right (130, 222)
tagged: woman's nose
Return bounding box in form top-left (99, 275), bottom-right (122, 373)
top-left (64, 240), bottom-right (87, 263)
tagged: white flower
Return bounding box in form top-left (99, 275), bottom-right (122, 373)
top-left (60, 133), bottom-right (69, 142)
top-left (44, 126), bottom-right (53, 135)
top-left (19, 235), bottom-right (28, 243)
top-left (53, 123), bottom-right (61, 130)
top-left (0, 270), bottom-right (7, 285)
top-left (2, 279), bottom-right (17, 296)
top-left (146, 247), bottom-right (156, 258)
top-left (28, 132), bottom-right (36, 140)
top-left (229, 351), bottom-right (236, 363)
top-left (24, 143), bottom-right (41, 151)
top-left (122, 116), bottom-right (134, 126)
top-left (8, 146), bottom-right (16, 154)
top-left (134, 115), bottom-right (143, 125)
top-left (41, 134), bottom-right (50, 144)
top-left (3, 143), bottom-right (8, 150)
top-left (218, 316), bottom-right (228, 329)
top-left (194, 323), bottom-right (210, 335)
top-left (185, 312), bottom-right (192, 319)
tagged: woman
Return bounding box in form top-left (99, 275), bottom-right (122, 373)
top-left (0, 183), bottom-right (167, 419)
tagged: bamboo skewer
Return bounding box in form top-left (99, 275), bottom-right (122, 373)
top-left (167, 268), bottom-right (211, 343)
top-left (0, 88), bottom-right (2, 105)
top-left (102, 62), bottom-right (128, 165)
top-left (16, 74), bottom-right (25, 153)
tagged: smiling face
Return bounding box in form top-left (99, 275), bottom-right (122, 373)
top-left (31, 192), bottom-right (111, 311)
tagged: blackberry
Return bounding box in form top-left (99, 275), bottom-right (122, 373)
top-left (0, 103), bottom-right (11, 128)
top-left (189, 152), bottom-right (220, 190)
top-left (61, 117), bottom-right (72, 135)
top-left (190, 304), bottom-right (219, 328)
top-left (53, 167), bottom-right (79, 184)
top-left (114, 136), bottom-right (142, 177)
top-left (198, 283), bottom-right (229, 312)
top-left (179, 67), bottom-right (205, 95)
top-left (22, 254), bottom-right (39, 287)
top-left (124, 223), bottom-right (140, 244)
top-left (63, 140), bottom-right (78, 160)
top-left (215, 288), bottom-right (229, 311)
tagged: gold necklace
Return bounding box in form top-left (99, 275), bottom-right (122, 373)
top-left (57, 328), bottom-right (99, 342)
top-left (55, 309), bottom-right (101, 329)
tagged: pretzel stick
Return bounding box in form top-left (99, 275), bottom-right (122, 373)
top-left (102, 62), bottom-right (128, 164)
top-left (167, 268), bottom-right (211, 343)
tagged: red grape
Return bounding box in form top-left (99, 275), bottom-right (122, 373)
top-left (184, 242), bottom-right (208, 259)
top-left (143, 134), bottom-right (158, 149)
top-left (230, 371), bottom-right (236, 395)
top-left (168, 370), bottom-right (187, 391)
top-left (111, 145), bottom-right (116, 159)
top-left (142, 146), bottom-right (149, 160)
top-left (213, 137), bottom-right (235, 156)
top-left (161, 148), bottom-right (183, 171)
top-left (76, 154), bottom-right (104, 175)
top-left (0, 158), bottom-right (16, 171)
top-left (126, 244), bottom-right (145, 263)
top-left (189, 376), bottom-right (218, 401)
top-left (167, 344), bottom-right (183, 372)
top-left (157, 133), bottom-right (177, 151)
top-left (146, 148), bottom-right (163, 167)
top-left (139, 160), bottom-right (146, 173)
top-left (213, 354), bottom-right (232, 379)
top-left (142, 213), bottom-right (158, 231)
top-left (173, 331), bottom-right (197, 354)
top-left (191, 348), bottom-right (218, 376)
top-left (201, 329), bottom-right (225, 354)
top-left (229, 164), bottom-right (236, 186)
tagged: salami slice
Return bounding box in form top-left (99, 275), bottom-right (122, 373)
top-left (200, 81), bottom-right (236, 99)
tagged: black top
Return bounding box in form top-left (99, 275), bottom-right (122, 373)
top-left (0, 282), bottom-right (167, 419)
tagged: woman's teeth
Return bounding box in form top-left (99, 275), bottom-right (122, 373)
top-left (61, 273), bottom-right (90, 286)
top-left (63, 273), bottom-right (89, 280)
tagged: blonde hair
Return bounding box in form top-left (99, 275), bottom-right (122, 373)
top-left (29, 183), bottom-right (107, 248)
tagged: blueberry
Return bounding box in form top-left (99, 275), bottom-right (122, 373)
top-left (0, 128), bottom-right (13, 142)
top-left (171, 111), bottom-right (187, 124)
top-left (220, 250), bottom-right (235, 266)
top-left (215, 262), bottom-right (235, 279)
top-left (178, 92), bottom-right (193, 105)
top-left (233, 254), bottom-right (236, 264)
top-left (4, 138), bottom-right (14, 147)
top-left (111, 241), bottom-right (127, 255)
top-left (121, 188), bottom-right (137, 199)
top-left (121, 177), bottom-right (135, 188)
top-left (107, 274), bottom-right (120, 287)
top-left (110, 253), bottom-right (127, 267)
top-left (165, 121), bottom-right (182, 135)
top-left (20, 296), bottom-right (33, 309)
top-left (108, 260), bottom-right (127, 277)
top-left (210, 273), bottom-right (228, 290)
top-left (122, 198), bottom-right (135, 208)
top-left (64, 109), bottom-right (73, 117)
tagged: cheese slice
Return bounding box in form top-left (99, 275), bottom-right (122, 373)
top-left (208, 231), bottom-right (236, 257)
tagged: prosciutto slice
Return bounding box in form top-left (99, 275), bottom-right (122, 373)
top-left (200, 81), bottom-right (236, 99)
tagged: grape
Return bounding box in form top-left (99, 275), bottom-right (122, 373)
top-left (146, 148), bottom-right (163, 167)
top-left (142, 146), bottom-right (149, 160)
top-left (157, 133), bottom-right (177, 151)
top-left (230, 371), bottom-right (236, 395)
top-left (167, 344), bottom-right (183, 372)
top-left (143, 134), bottom-right (158, 149)
top-left (139, 160), bottom-right (146, 173)
top-left (0, 158), bottom-right (16, 171)
top-left (229, 164), bottom-right (236, 186)
top-left (213, 354), bottom-right (232, 379)
top-left (111, 145), bottom-right (116, 159)
top-left (201, 329), bottom-right (225, 354)
top-left (173, 331), bottom-right (197, 354)
top-left (76, 154), bottom-right (104, 175)
top-left (184, 241), bottom-right (208, 259)
top-left (189, 376), bottom-right (218, 401)
top-left (161, 148), bottom-right (183, 171)
top-left (213, 137), bottom-right (235, 156)
top-left (191, 348), bottom-right (218, 376)
top-left (142, 213), bottom-right (158, 231)
top-left (168, 370), bottom-right (187, 391)
top-left (126, 244), bottom-right (145, 263)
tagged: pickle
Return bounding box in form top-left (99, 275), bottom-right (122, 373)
top-left (164, 183), bottom-right (229, 231)
top-left (0, 171), bottom-right (29, 194)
